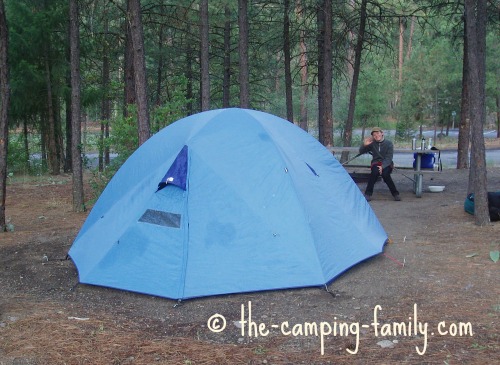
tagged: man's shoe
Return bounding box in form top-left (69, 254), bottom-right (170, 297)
top-left (365, 194), bottom-right (372, 202)
top-left (393, 194), bottom-right (401, 201)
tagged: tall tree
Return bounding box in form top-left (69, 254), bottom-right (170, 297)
top-left (0, 0), bottom-right (9, 231)
top-left (222, 4), bottom-right (231, 108)
top-left (296, 0), bottom-right (308, 131)
top-left (457, 15), bottom-right (470, 169)
top-left (465, 0), bottom-right (489, 225)
top-left (127, 0), bottom-right (150, 146)
top-left (238, 0), bottom-right (250, 108)
top-left (124, 16), bottom-right (136, 117)
top-left (342, 0), bottom-right (367, 162)
top-left (398, 17), bottom-right (404, 99)
top-left (69, 0), bottom-right (85, 212)
top-left (200, 0), bottom-right (210, 110)
top-left (100, 8), bottom-right (111, 171)
top-left (283, 0), bottom-right (293, 122)
top-left (44, 42), bottom-right (59, 175)
top-left (317, 0), bottom-right (333, 147)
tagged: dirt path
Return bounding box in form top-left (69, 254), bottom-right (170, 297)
top-left (1, 168), bottom-right (499, 364)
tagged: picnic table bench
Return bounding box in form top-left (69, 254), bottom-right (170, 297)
top-left (329, 147), bottom-right (441, 198)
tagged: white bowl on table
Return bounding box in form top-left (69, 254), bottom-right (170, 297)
top-left (428, 185), bottom-right (445, 193)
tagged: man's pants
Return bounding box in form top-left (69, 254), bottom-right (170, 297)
top-left (365, 165), bottom-right (399, 196)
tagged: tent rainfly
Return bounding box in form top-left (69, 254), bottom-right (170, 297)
top-left (69, 108), bottom-right (388, 300)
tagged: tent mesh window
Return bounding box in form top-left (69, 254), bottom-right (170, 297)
top-left (138, 209), bottom-right (181, 228)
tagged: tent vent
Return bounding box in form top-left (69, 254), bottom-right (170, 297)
top-left (138, 209), bottom-right (181, 228)
top-left (305, 162), bottom-right (319, 177)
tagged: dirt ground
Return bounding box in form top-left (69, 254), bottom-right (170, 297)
top-left (1, 163), bottom-right (499, 364)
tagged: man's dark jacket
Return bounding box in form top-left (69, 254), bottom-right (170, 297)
top-left (359, 138), bottom-right (394, 169)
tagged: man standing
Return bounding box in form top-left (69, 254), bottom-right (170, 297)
top-left (359, 127), bottom-right (401, 202)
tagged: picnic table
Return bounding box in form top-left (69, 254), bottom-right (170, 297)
top-left (329, 146), bottom-right (440, 198)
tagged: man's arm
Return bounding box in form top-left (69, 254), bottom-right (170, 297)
top-left (359, 136), bottom-right (373, 154)
top-left (382, 141), bottom-right (394, 169)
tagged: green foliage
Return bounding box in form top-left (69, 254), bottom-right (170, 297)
top-left (396, 30), bottom-right (462, 140)
top-left (7, 133), bottom-right (46, 175)
top-left (490, 242), bottom-right (500, 263)
top-left (150, 76), bottom-right (192, 133)
top-left (355, 62), bottom-right (394, 128)
top-left (490, 250), bottom-right (499, 263)
top-left (87, 160), bottom-right (121, 204)
top-left (108, 107), bottom-right (139, 161)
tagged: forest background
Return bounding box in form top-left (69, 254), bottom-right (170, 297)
top-left (0, 0), bottom-right (499, 228)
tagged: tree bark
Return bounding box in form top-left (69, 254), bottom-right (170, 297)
top-left (127, 0), bottom-right (150, 146)
top-left (496, 92), bottom-right (500, 138)
top-left (23, 120), bottom-right (29, 172)
top-left (155, 3), bottom-right (165, 111)
top-left (317, 0), bottom-right (333, 147)
top-left (342, 0), bottom-right (367, 162)
top-left (100, 15), bottom-right (111, 172)
top-left (0, 0), bottom-right (9, 231)
top-left (405, 16), bottom-right (415, 61)
top-left (222, 4), bottom-right (231, 108)
top-left (345, 0), bottom-right (355, 89)
top-left (283, 0), bottom-right (293, 122)
top-left (186, 40), bottom-right (194, 115)
top-left (44, 52), bottom-right (59, 175)
top-left (64, 69), bottom-right (72, 173)
top-left (238, 0), bottom-right (250, 108)
top-left (99, 18), bottom-right (111, 172)
top-left (465, 0), bottom-right (489, 225)
top-left (399, 18), bottom-right (404, 83)
top-left (69, 0), bottom-right (85, 212)
top-left (296, 0), bottom-right (308, 131)
top-left (200, 0), bottom-right (210, 111)
top-left (457, 18), bottom-right (470, 170)
top-left (124, 19), bottom-right (136, 117)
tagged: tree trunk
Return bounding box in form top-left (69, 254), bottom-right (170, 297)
top-left (238, 0), bottom-right (250, 108)
top-left (345, 0), bottom-right (355, 90)
top-left (398, 18), bottom-right (404, 78)
top-left (397, 17), bottom-right (404, 105)
top-left (124, 20), bottom-right (136, 117)
top-left (127, 0), bottom-right (150, 146)
top-left (496, 92), bottom-right (500, 138)
top-left (155, 4), bottom-right (165, 111)
top-left (283, 0), bottom-right (293, 122)
top-left (457, 17), bottom-right (470, 169)
top-left (44, 53), bottom-right (59, 175)
top-left (296, 0), bottom-right (308, 131)
top-left (200, 0), bottom-right (210, 111)
top-left (64, 74), bottom-right (72, 173)
top-left (465, 0), bottom-right (489, 225)
top-left (317, 0), bottom-right (333, 147)
top-left (496, 54), bottom-right (500, 138)
top-left (222, 5), bottom-right (231, 108)
top-left (0, 0), bottom-right (9, 231)
top-left (100, 13), bottom-right (110, 170)
top-left (100, 24), bottom-right (111, 171)
top-left (23, 120), bottom-right (29, 171)
top-left (405, 16), bottom-right (415, 61)
top-left (342, 0), bottom-right (367, 163)
top-left (186, 40), bottom-right (194, 115)
top-left (69, 0), bottom-right (85, 212)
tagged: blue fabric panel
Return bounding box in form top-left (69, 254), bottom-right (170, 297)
top-left (159, 145), bottom-right (188, 190)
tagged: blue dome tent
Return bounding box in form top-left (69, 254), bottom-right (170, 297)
top-left (68, 108), bottom-right (388, 300)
